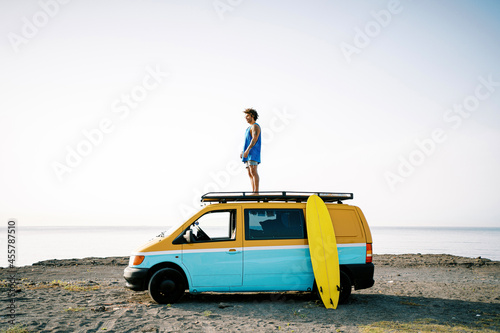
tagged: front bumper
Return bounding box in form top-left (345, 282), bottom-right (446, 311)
top-left (123, 267), bottom-right (149, 291)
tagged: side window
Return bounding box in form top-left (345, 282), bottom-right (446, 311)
top-left (245, 209), bottom-right (306, 240)
top-left (188, 210), bottom-right (236, 242)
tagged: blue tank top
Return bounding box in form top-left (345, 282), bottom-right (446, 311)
top-left (242, 123), bottom-right (261, 163)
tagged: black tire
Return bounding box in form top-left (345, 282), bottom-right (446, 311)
top-left (311, 271), bottom-right (352, 305)
top-left (339, 271), bottom-right (352, 304)
top-left (148, 268), bottom-right (185, 304)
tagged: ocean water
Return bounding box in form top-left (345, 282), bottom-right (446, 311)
top-left (371, 227), bottom-right (500, 261)
top-left (1, 226), bottom-right (499, 267)
top-left (1, 226), bottom-right (165, 268)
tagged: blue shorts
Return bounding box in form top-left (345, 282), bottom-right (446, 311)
top-left (245, 160), bottom-right (259, 168)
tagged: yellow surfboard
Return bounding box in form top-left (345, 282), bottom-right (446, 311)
top-left (306, 195), bottom-right (340, 309)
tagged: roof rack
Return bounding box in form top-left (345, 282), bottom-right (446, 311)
top-left (201, 191), bottom-right (353, 204)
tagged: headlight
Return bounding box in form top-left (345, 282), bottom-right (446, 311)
top-left (129, 255), bottom-right (145, 266)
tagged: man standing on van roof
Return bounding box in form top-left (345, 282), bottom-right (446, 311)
top-left (241, 108), bottom-right (261, 194)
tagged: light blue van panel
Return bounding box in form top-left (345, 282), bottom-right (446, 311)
top-left (338, 244), bottom-right (366, 265)
top-left (182, 249), bottom-right (243, 288)
top-left (243, 246), bottom-right (313, 290)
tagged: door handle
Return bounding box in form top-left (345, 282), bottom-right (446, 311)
top-left (226, 249), bottom-right (240, 254)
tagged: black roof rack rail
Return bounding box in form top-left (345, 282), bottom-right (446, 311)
top-left (201, 191), bottom-right (353, 203)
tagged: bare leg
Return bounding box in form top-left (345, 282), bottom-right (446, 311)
top-left (247, 167), bottom-right (253, 192)
top-left (249, 165), bottom-right (260, 193)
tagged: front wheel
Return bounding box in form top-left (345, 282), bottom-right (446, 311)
top-left (148, 268), bottom-right (185, 304)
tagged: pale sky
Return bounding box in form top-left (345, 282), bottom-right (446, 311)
top-left (1, 0), bottom-right (499, 228)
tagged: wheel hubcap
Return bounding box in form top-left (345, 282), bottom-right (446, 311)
top-left (160, 280), bottom-right (175, 293)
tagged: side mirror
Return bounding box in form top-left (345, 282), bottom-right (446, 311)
top-left (183, 229), bottom-right (193, 243)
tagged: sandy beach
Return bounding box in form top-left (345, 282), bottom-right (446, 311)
top-left (1, 254), bottom-right (499, 333)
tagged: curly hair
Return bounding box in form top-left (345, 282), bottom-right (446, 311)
top-left (243, 108), bottom-right (259, 121)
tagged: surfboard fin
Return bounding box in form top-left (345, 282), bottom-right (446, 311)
top-left (320, 286), bottom-right (323, 294)
top-left (330, 298), bottom-right (334, 306)
top-left (337, 285), bottom-right (340, 291)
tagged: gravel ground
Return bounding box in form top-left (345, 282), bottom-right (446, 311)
top-left (1, 254), bottom-right (498, 332)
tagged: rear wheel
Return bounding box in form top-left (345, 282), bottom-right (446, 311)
top-left (338, 271), bottom-right (352, 304)
top-left (312, 271), bottom-right (352, 305)
top-left (148, 268), bottom-right (185, 304)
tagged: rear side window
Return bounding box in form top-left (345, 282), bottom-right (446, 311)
top-left (245, 209), bottom-right (306, 240)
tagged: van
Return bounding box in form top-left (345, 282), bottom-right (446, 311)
top-left (124, 191), bottom-right (374, 304)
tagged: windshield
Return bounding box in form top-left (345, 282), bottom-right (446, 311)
top-left (156, 220), bottom-right (185, 238)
